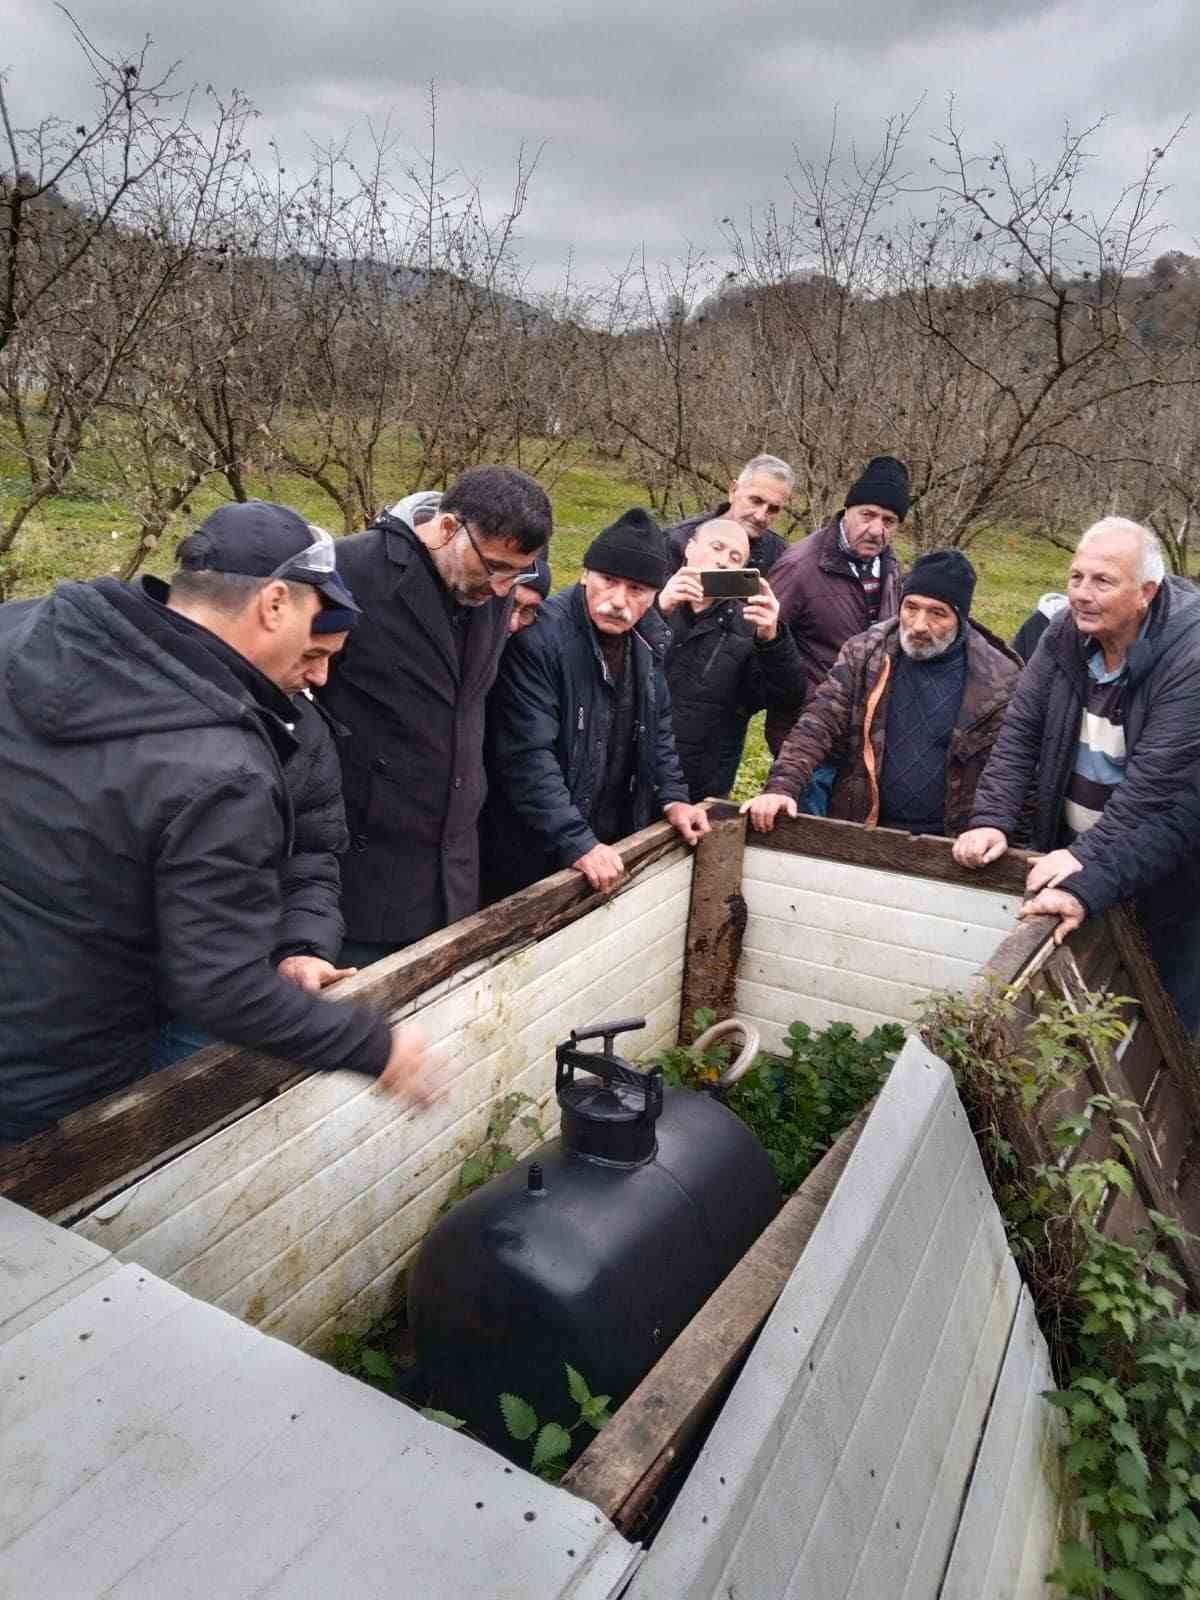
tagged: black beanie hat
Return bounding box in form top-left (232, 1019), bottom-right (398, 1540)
top-left (583, 508), bottom-right (668, 589)
top-left (519, 552), bottom-right (552, 598)
top-left (845, 456), bottom-right (911, 521)
top-left (902, 549), bottom-right (977, 620)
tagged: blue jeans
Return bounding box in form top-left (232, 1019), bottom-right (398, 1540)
top-left (798, 762), bottom-right (837, 817)
top-left (149, 1019), bottom-right (214, 1072)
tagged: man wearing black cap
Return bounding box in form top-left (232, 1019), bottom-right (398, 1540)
top-left (482, 509), bottom-right (710, 899)
top-left (764, 458), bottom-right (909, 805)
top-left (744, 550), bottom-right (1022, 839)
top-left (0, 500), bottom-right (433, 1142)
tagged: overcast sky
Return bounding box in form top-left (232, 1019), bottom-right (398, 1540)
top-left (4, 0), bottom-right (1197, 293)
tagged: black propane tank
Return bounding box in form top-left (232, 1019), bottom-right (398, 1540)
top-left (408, 1016), bottom-right (780, 1458)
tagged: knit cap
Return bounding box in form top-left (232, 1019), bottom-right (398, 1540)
top-left (845, 456), bottom-right (911, 521)
top-left (902, 549), bottom-right (977, 620)
top-left (583, 508), bottom-right (668, 589)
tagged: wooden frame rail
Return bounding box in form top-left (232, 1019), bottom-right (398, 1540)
top-left (964, 903), bottom-right (1200, 1304)
top-left (0, 821), bottom-right (685, 1221)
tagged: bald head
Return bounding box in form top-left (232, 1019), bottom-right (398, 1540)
top-left (685, 518), bottom-right (750, 571)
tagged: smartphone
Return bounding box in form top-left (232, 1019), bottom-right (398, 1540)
top-left (700, 569), bottom-right (762, 600)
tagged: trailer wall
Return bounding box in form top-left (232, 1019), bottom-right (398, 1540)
top-left (736, 841), bottom-right (1021, 1045)
top-left (72, 851), bottom-right (693, 1351)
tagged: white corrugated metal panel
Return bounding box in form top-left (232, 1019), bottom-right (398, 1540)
top-left (628, 1036), bottom-right (1025, 1600)
top-left (73, 854), bottom-right (692, 1349)
top-left (0, 1256), bottom-right (641, 1599)
top-left (940, 1285), bottom-right (1066, 1599)
top-left (0, 1195), bottom-right (117, 1343)
top-left (736, 846), bottom-right (1019, 1047)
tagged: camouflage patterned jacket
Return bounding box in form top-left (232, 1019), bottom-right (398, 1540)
top-left (764, 616), bottom-right (1022, 835)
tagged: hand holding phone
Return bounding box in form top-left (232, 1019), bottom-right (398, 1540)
top-left (699, 569), bottom-right (763, 600)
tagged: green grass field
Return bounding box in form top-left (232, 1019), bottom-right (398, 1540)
top-left (0, 440), bottom-right (1069, 798)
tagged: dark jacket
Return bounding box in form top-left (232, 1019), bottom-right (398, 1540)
top-left (665, 506), bottom-right (789, 578)
top-left (482, 584), bottom-right (690, 897)
top-left (662, 600), bottom-right (808, 800)
top-left (320, 498), bottom-right (513, 945)
top-left (0, 578), bottom-right (391, 1141)
top-left (1010, 592), bottom-right (1069, 663)
top-left (765, 617), bottom-right (1022, 836)
top-left (765, 519), bottom-right (903, 749)
top-left (274, 694), bottom-right (349, 965)
top-left (969, 578), bottom-right (1200, 1031)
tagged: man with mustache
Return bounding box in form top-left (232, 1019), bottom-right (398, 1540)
top-left (482, 509), bottom-right (710, 898)
top-left (744, 550), bottom-right (1021, 841)
top-left (955, 516), bottom-right (1200, 1034)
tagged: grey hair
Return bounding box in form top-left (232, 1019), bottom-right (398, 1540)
top-left (1078, 516), bottom-right (1165, 585)
top-left (737, 454), bottom-right (795, 493)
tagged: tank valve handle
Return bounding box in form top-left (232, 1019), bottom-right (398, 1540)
top-left (555, 1016), bottom-right (663, 1125)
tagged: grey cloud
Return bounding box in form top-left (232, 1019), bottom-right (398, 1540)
top-left (3, 0), bottom-right (1196, 288)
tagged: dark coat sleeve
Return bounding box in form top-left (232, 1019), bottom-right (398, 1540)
top-left (156, 769), bottom-right (391, 1075)
top-left (742, 628), bottom-right (808, 714)
top-left (652, 671), bottom-right (690, 809)
top-left (488, 635), bottom-right (599, 867)
top-left (967, 642), bottom-right (1057, 838)
top-left (763, 651), bottom-right (855, 799)
top-left (274, 704), bottom-right (348, 965)
top-left (1068, 653), bottom-right (1200, 916)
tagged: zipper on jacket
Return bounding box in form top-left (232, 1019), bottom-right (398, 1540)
top-left (577, 704), bottom-right (584, 732)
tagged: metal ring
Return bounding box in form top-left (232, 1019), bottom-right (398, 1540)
top-left (690, 1018), bottom-right (761, 1089)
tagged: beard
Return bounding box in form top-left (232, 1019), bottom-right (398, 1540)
top-left (899, 622), bottom-right (958, 661)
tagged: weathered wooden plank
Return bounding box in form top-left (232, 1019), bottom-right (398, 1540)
top-left (0, 822), bottom-right (685, 1221)
top-left (562, 1108), bottom-right (870, 1528)
top-left (744, 880), bottom-right (1014, 965)
top-left (1048, 946), bottom-right (1200, 1302)
top-left (743, 844), bottom-right (1022, 930)
top-left (1108, 903), bottom-right (1200, 1126)
top-left (678, 814), bottom-right (747, 1040)
top-left (1119, 1018), bottom-right (1164, 1107)
top-left (742, 919), bottom-right (982, 987)
top-left (726, 806), bottom-right (1034, 896)
top-left (1143, 1068), bottom-right (1194, 1191)
top-left (939, 1285), bottom-right (1066, 1600)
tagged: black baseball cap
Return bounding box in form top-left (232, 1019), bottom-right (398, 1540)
top-left (178, 501), bottom-right (361, 632)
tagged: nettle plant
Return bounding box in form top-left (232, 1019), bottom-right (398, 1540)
top-left (500, 1364), bottom-right (613, 1482)
top-left (921, 984), bottom-right (1200, 1599)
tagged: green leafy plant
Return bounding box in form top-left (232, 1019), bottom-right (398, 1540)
top-left (440, 1090), bottom-right (545, 1214)
top-left (649, 1011), bottom-right (904, 1195)
top-left (652, 1007), bottom-right (731, 1088)
top-left (920, 983), bottom-right (1200, 1598)
top-left (499, 1363), bottom-right (613, 1481)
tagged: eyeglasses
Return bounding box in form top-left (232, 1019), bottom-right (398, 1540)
top-left (513, 601), bottom-right (542, 626)
top-left (457, 519), bottom-right (529, 583)
top-left (267, 525), bottom-right (336, 581)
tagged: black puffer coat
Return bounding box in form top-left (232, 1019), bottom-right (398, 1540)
top-left (0, 578), bottom-right (390, 1140)
top-left (274, 694), bottom-right (349, 965)
top-left (970, 577), bottom-right (1200, 1032)
top-left (482, 584), bottom-right (689, 897)
top-left (662, 601), bottom-right (808, 800)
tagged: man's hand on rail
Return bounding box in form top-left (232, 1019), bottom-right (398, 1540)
top-left (952, 826), bottom-right (1008, 868)
top-left (740, 793), bottom-right (798, 833)
top-left (1018, 887), bottom-right (1086, 945)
